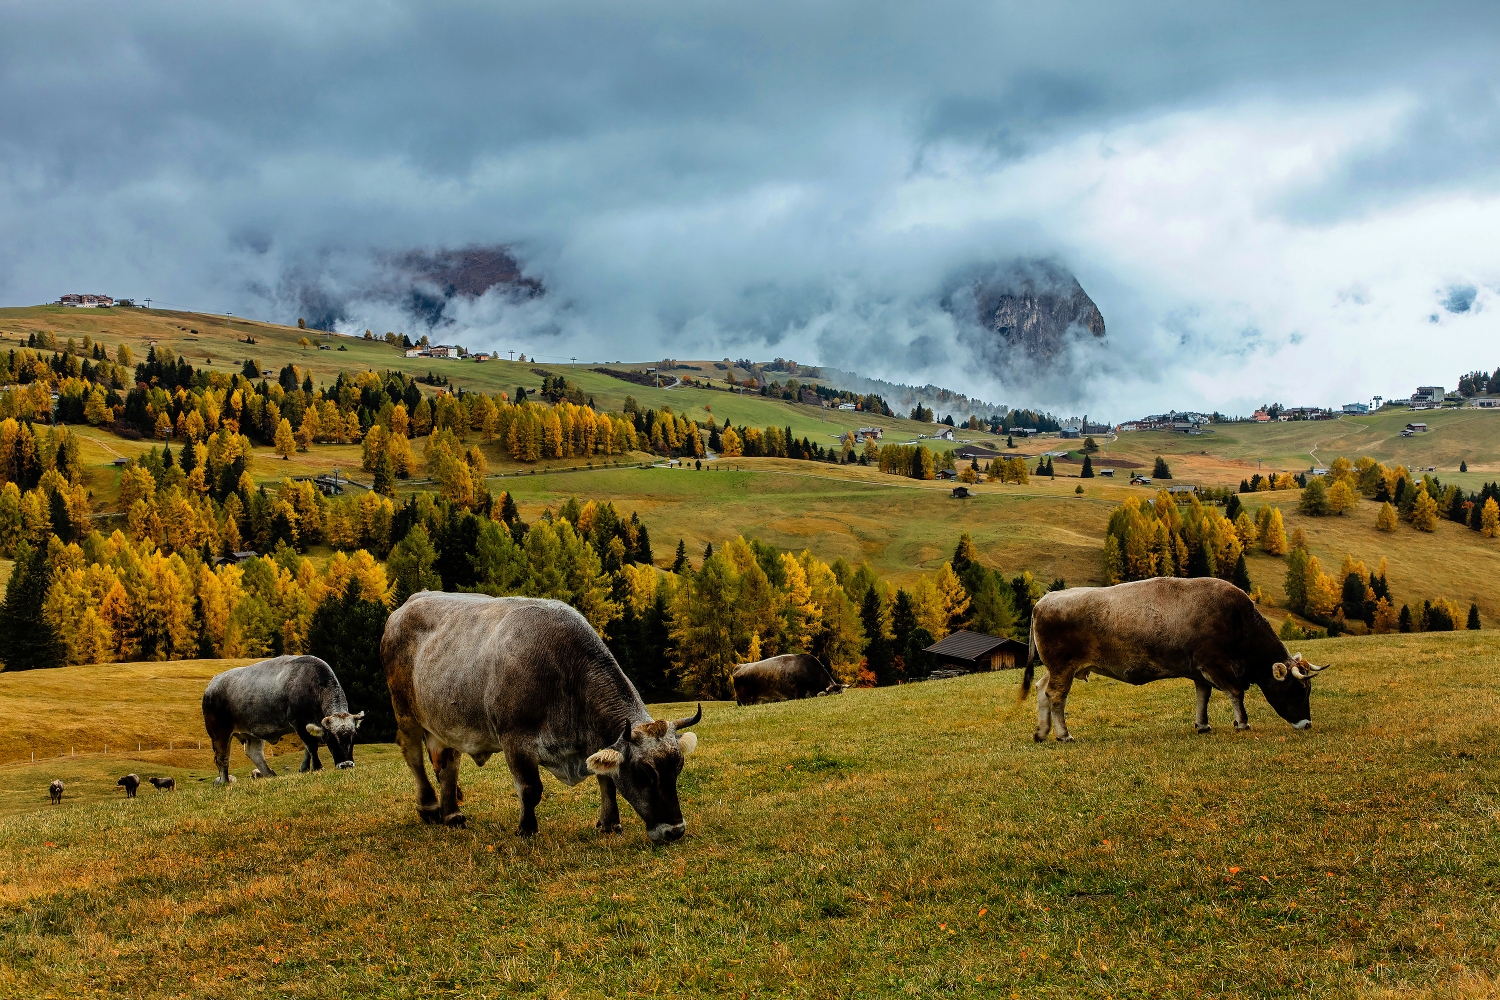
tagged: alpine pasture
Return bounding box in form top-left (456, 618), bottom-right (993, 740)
top-left (4, 306), bottom-right (1500, 996)
top-left (3, 633), bottom-right (1500, 997)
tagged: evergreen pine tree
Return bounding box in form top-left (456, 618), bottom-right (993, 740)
top-left (1468, 603), bottom-right (1482, 630)
top-left (1461, 460), bottom-right (1469, 473)
top-left (1153, 456), bottom-right (1172, 479)
top-left (1081, 454), bottom-right (1094, 478)
top-left (0, 542), bottom-right (64, 670)
top-left (703, 542), bottom-right (714, 562)
top-left (672, 539), bottom-right (688, 573)
top-left (1398, 604), bottom-right (1412, 633)
top-left (635, 522), bottom-right (654, 565)
top-left (308, 578), bottom-right (394, 741)
top-left (860, 587), bottom-right (895, 685)
top-left (951, 532), bottom-right (978, 580)
top-left (1232, 553), bottom-right (1252, 592)
top-left (373, 449), bottom-right (395, 497)
top-left (1225, 493), bottom-right (1242, 521)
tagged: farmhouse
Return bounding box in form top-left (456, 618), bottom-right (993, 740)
top-left (855, 426), bottom-right (883, 442)
top-left (404, 347), bottom-right (430, 358)
top-left (428, 345), bottom-right (460, 359)
top-left (1406, 422), bottom-right (1428, 433)
top-left (1099, 468), bottom-right (1115, 477)
top-left (950, 485), bottom-right (971, 499)
top-left (923, 630), bottom-right (1028, 673)
top-left (1252, 410), bottom-right (1271, 422)
top-left (934, 427), bottom-right (955, 441)
top-left (59, 293), bottom-right (113, 308)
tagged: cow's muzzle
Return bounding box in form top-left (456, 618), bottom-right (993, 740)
top-left (1293, 720), bottom-right (1311, 730)
top-left (649, 822), bottom-right (686, 844)
top-left (336, 761), bottom-right (355, 770)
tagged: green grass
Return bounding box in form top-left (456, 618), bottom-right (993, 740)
top-left (497, 461), bottom-right (1120, 586)
top-left (3, 632), bottom-right (1500, 997)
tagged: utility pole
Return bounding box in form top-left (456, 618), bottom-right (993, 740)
top-left (508, 350), bottom-right (515, 362)
top-left (570, 356), bottom-right (577, 368)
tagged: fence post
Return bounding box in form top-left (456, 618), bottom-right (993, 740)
top-left (170, 740), bottom-right (173, 750)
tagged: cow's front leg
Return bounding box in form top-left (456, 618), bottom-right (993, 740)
top-left (244, 738), bottom-right (276, 777)
top-left (298, 732), bottom-right (323, 772)
top-left (504, 749), bottom-right (544, 837)
top-left (1194, 679), bottom-right (1214, 734)
top-left (433, 747), bottom-right (466, 828)
top-left (1228, 689), bottom-right (1250, 730)
top-left (596, 775), bottom-right (623, 834)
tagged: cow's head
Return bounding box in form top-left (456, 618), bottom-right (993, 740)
top-left (586, 705), bottom-right (701, 844)
top-left (819, 680), bottom-right (848, 697)
top-left (1261, 653), bottom-right (1329, 729)
top-left (305, 711), bottom-right (365, 769)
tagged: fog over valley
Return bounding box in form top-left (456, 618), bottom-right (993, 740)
top-left (4, 2), bottom-right (1500, 416)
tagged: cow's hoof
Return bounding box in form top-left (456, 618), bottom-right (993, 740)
top-left (1196, 725), bottom-right (1212, 734)
top-left (516, 824), bottom-right (538, 838)
top-left (1055, 735), bottom-right (1074, 743)
top-left (417, 805), bottom-right (442, 825)
top-left (596, 820), bottom-right (623, 835)
top-left (1033, 732), bottom-right (1046, 743)
top-left (1234, 723), bottom-right (1251, 732)
top-left (442, 812), bottom-right (467, 829)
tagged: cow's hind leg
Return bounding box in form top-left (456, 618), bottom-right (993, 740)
top-left (210, 733), bottom-right (233, 785)
top-left (432, 746), bottom-right (465, 828)
top-left (1194, 679), bottom-right (1214, 734)
top-left (244, 738), bottom-right (276, 777)
top-left (1045, 669), bottom-right (1077, 742)
top-left (394, 721), bottom-right (441, 823)
top-left (596, 775), bottom-right (623, 834)
top-left (1034, 670), bottom-right (1054, 742)
top-left (504, 749), bottom-right (544, 837)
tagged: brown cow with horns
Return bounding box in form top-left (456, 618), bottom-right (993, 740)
top-left (382, 592), bottom-right (702, 844)
top-left (1022, 577), bottom-right (1329, 741)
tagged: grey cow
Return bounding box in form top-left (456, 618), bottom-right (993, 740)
top-left (382, 593), bottom-right (702, 843)
top-left (202, 655), bottom-right (364, 785)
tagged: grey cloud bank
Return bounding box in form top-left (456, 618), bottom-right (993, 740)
top-left (3, 1), bottom-right (1500, 416)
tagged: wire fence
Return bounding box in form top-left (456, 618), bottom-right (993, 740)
top-left (1, 737), bottom-right (302, 770)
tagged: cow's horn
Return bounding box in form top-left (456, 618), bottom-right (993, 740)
top-left (1308, 661), bottom-right (1330, 672)
top-left (1291, 664), bottom-right (1309, 680)
top-left (669, 704), bottom-right (703, 732)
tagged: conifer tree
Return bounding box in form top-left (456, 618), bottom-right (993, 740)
top-left (1376, 501), bottom-right (1398, 532)
top-left (951, 532), bottom-right (978, 580)
top-left (1468, 603), bottom-right (1482, 630)
top-left (672, 539), bottom-right (688, 573)
top-left (0, 542), bottom-right (64, 670)
top-left (1232, 553), bottom-right (1251, 592)
top-left (308, 578), bottom-right (393, 740)
top-left (1153, 456), bottom-right (1172, 479)
top-left (274, 417), bottom-right (296, 460)
top-left (373, 450), bottom-right (395, 497)
top-left (1483, 498), bottom-right (1500, 538)
top-left (1461, 459), bottom-right (1469, 473)
top-left (1411, 485), bottom-right (1439, 531)
top-left (1261, 508), bottom-right (1287, 555)
top-left (1283, 547), bottom-right (1309, 615)
top-left (1398, 604), bottom-right (1412, 633)
top-left (1081, 454), bottom-right (1094, 478)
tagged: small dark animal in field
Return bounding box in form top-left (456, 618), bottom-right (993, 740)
top-left (117, 773), bottom-right (141, 797)
top-left (148, 776), bottom-right (175, 792)
top-left (49, 779), bottom-right (63, 804)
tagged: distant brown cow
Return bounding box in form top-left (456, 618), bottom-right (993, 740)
top-left (732, 654), bottom-right (845, 705)
top-left (117, 773), bottom-right (141, 797)
top-left (49, 779), bottom-right (63, 805)
top-left (1022, 577), bottom-right (1329, 741)
top-left (148, 776), bottom-right (175, 792)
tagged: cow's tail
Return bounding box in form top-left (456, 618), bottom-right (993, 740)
top-left (1020, 616), bottom-right (1040, 702)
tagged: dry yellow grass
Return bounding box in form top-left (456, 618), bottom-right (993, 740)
top-left (2, 632), bottom-right (1499, 997)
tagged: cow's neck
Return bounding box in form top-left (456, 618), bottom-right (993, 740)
top-left (580, 659), bottom-right (650, 745)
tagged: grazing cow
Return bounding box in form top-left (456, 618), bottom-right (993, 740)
top-left (732, 654), bottom-right (846, 705)
top-left (49, 779), bottom-right (63, 805)
top-left (202, 655), bottom-right (365, 785)
top-left (382, 592), bottom-right (702, 843)
top-left (117, 773), bottom-right (140, 797)
top-left (148, 776), bottom-right (175, 792)
top-left (1022, 577), bottom-right (1329, 742)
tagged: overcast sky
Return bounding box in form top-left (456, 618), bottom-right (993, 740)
top-left (3, 1), bottom-right (1499, 416)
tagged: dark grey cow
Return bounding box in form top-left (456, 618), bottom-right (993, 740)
top-left (1023, 577), bottom-right (1329, 741)
top-left (49, 779), bottom-right (63, 805)
top-left (148, 776), bottom-right (175, 792)
top-left (382, 593), bottom-right (702, 843)
top-left (732, 654), bottom-right (846, 705)
top-left (117, 773), bottom-right (140, 797)
top-left (202, 655), bottom-right (364, 785)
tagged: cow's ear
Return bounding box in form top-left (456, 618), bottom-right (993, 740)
top-left (677, 732), bottom-right (698, 756)
top-left (353, 711), bottom-right (366, 728)
top-left (305, 722), bottom-right (325, 737)
top-left (1270, 662), bottom-right (1289, 682)
top-left (586, 748), bottom-right (624, 776)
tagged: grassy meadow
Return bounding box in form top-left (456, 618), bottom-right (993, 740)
top-left (3, 632), bottom-right (1500, 998)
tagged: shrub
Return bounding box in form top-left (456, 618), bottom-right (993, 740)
top-left (1152, 457), bottom-right (1172, 479)
top-left (1299, 479), bottom-right (1330, 516)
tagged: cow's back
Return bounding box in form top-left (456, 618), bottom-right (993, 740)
top-left (383, 592), bottom-right (630, 754)
top-left (732, 654), bottom-right (827, 703)
top-left (203, 656), bottom-right (333, 734)
top-left (1033, 577), bottom-right (1262, 681)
